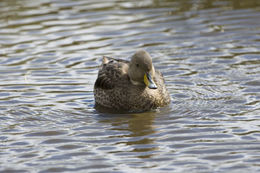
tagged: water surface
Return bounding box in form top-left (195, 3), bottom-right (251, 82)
top-left (0, 0), bottom-right (260, 172)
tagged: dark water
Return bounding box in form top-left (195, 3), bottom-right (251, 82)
top-left (1, 0), bottom-right (260, 172)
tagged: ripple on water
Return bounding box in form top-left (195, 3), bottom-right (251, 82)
top-left (0, 0), bottom-right (260, 172)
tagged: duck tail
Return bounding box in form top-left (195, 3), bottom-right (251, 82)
top-left (102, 56), bottom-right (109, 64)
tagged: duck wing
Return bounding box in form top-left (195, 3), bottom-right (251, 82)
top-left (95, 56), bottom-right (129, 89)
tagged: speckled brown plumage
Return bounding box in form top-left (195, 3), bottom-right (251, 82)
top-left (94, 50), bottom-right (171, 112)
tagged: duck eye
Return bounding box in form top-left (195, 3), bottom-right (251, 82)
top-left (136, 64), bottom-right (139, 67)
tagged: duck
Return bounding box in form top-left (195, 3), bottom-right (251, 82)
top-left (94, 50), bottom-right (171, 113)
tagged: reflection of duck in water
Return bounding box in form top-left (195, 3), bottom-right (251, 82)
top-left (98, 112), bottom-right (157, 159)
top-left (94, 50), bottom-right (171, 112)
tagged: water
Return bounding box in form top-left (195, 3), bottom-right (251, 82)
top-left (0, 0), bottom-right (260, 172)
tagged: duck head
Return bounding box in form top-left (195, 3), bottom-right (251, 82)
top-left (129, 50), bottom-right (157, 89)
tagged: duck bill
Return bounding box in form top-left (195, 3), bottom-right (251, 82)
top-left (144, 73), bottom-right (157, 89)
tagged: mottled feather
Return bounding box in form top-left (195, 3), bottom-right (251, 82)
top-left (94, 56), bottom-right (129, 89)
top-left (94, 51), bottom-right (171, 112)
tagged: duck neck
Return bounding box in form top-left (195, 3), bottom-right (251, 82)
top-left (130, 79), bottom-right (145, 86)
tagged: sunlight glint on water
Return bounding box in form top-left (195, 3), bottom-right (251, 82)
top-left (0, 0), bottom-right (260, 172)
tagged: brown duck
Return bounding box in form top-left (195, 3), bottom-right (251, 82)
top-left (94, 50), bottom-right (171, 112)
